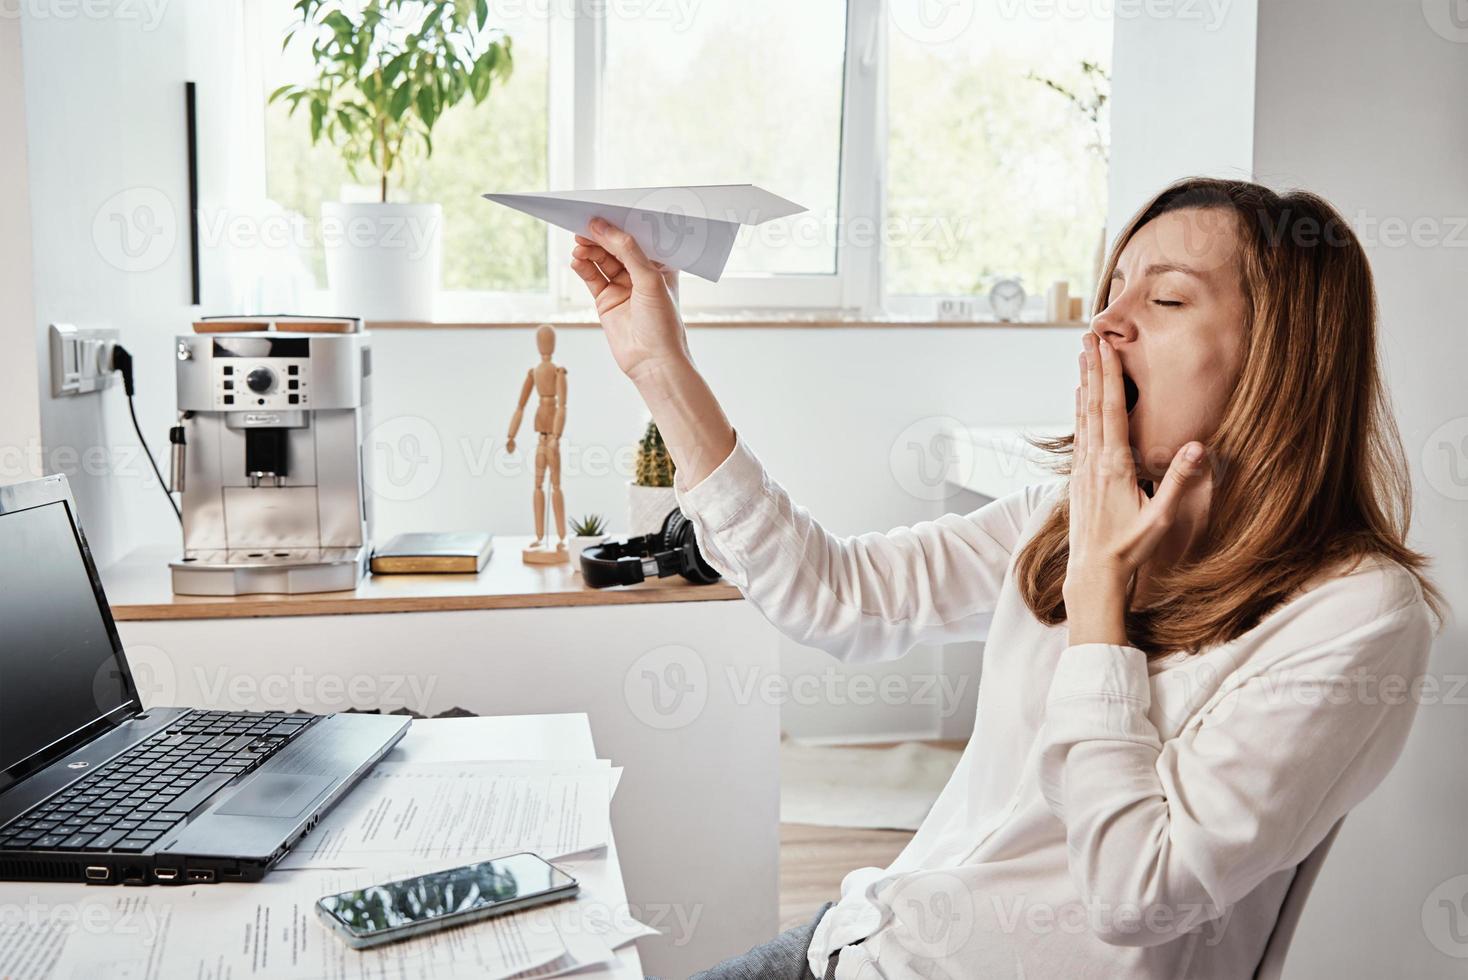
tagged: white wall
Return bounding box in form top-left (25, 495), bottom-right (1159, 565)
top-left (367, 323), bottom-right (1083, 740)
top-left (0, 15), bottom-right (43, 485)
top-left (1249, 2), bottom-right (1468, 977)
top-left (18, 0), bottom-right (245, 565)
top-left (1106, 0), bottom-right (1258, 236)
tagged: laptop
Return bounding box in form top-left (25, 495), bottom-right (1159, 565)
top-left (0, 474), bottom-right (409, 885)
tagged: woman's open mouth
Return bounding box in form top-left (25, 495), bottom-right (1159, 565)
top-left (1122, 373), bottom-right (1139, 415)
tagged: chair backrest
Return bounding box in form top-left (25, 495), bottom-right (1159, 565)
top-left (1252, 817), bottom-right (1346, 980)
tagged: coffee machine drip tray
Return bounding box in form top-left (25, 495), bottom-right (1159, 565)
top-left (170, 546), bottom-right (368, 596)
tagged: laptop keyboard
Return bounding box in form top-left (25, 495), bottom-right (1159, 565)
top-left (0, 710), bottom-right (316, 854)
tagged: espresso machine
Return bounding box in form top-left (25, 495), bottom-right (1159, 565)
top-left (169, 326), bottom-right (373, 595)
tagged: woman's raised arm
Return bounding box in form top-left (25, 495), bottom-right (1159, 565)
top-left (570, 218), bottom-right (736, 487)
top-left (571, 219), bottom-right (1048, 662)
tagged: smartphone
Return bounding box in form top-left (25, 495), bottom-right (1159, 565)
top-left (315, 852), bottom-right (579, 950)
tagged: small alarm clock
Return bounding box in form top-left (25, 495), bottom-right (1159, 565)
top-left (988, 278), bottom-right (1026, 322)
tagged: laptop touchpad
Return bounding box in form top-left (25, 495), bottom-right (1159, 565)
top-left (216, 774), bottom-right (334, 819)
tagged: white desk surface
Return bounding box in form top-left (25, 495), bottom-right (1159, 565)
top-left (385, 713), bottom-right (643, 979)
top-left (0, 713), bottom-right (644, 979)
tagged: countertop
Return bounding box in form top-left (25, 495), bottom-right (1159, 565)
top-left (101, 536), bottom-right (743, 621)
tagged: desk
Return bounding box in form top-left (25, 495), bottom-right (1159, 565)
top-left (0, 714), bottom-right (644, 978)
top-left (101, 540), bottom-right (781, 978)
top-left (395, 714), bottom-right (644, 978)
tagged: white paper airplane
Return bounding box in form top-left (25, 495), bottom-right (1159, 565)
top-left (482, 184), bottom-right (806, 282)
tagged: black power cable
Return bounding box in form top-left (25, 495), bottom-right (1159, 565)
top-left (110, 344), bottom-right (182, 525)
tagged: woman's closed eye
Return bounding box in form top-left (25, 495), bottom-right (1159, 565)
top-left (1152, 298), bottom-right (1185, 307)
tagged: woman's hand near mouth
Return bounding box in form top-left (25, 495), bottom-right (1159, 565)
top-left (1064, 333), bottom-right (1210, 645)
top-left (570, 217), bottom-right (736, 488)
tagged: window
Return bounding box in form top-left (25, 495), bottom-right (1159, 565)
top-left (259, 0), bottom-right (550, 297)
top-left (885, 1), bottom-right (1111, 315)
top-left (254, 0), bottom-right (1109, 319)
top-left (599, 1), bottom-right (847, 278)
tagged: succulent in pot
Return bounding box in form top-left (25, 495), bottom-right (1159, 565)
top-left (567, 512), bottom-right (608, 573)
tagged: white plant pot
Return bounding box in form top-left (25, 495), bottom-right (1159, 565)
top-left (627, 483), bottom-right (679, 537)
top-left (567, 534), bottom-right (608, 574)
top-left (322, 201), bottom-right (442, 322)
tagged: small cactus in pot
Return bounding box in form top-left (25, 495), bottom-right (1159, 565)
top-left (634, 420), bottom-right (676, 488)
top-left (627, 419), bottom-right (680, 534)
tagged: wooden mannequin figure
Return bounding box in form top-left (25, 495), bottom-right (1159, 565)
top-left (506, 324), bottom-right (569, 564)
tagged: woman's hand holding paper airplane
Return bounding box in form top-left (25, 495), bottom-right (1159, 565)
top-left (571, 218), bottom-right (689, 384)
top-left (569, 216), bottom-right (736, 489)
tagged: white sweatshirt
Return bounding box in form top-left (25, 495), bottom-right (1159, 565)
top-left (672, 432), bottom-right (1436, 980)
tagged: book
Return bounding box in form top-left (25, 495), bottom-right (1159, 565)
top-left (370, 532), bottom-right (494, 574)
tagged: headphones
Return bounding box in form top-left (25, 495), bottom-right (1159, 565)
top-left (579, 509), bottom-right (722, 589)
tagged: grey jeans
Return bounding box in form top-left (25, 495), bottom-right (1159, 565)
top-left (648, 901), bottom-right (841, 980)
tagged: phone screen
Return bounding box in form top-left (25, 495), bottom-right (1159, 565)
top-left (318, 853), bottom-right (576, 938)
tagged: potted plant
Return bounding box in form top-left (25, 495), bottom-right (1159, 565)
top-left (627, 419), bottom-right (679, 535)
top-left (272, 0), bottom-right (513, 321)
top-left (567, 513), bottom-right (608, 572)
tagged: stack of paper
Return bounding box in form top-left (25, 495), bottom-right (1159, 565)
top-left (278, 760), bottom-right (615, 871)
top-left (1, 722), bottom-right (648, 980)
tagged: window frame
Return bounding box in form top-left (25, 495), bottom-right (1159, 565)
top-left (546, 0), bottom-right (883, 314)
top-left (260, 0), bottom-right (1101, 322)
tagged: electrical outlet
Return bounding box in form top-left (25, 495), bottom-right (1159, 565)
top-left (49, 324), bottom-right (121, 397)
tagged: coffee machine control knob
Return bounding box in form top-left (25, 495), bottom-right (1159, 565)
top-left (245, 367), bottom-right (275, 394)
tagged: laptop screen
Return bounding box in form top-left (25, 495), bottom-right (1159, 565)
top-left (0, 500), bottom-right (135, 780)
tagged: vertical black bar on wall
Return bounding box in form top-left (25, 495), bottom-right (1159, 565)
top-left (185, 81), bottom-right (201, 306)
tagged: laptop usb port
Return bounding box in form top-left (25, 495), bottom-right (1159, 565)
top-left (84, 866), bottom-right (110, 881)
top-left (153, 868), bottom-right (179, 881)
top-left (186, 869), bottom-right (216, 883)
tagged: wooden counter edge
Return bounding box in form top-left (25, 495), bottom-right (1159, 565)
top-left (110, 583), bottom-right (745, 621)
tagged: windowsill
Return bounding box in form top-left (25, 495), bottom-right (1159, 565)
top-left (368, 314), bottom-right (1090, 330)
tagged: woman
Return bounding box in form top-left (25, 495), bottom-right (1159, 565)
top-left (570, 177), bottom-right (1445, 979)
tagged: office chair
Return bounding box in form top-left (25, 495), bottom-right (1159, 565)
top-left (1251, 817), bottom-right (1346, 980)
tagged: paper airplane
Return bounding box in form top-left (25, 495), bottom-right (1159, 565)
top-left (482, 184), bottom-right (806, 282)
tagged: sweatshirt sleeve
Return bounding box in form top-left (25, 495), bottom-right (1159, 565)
top-left (1035, 564), bottom-right (1436, 947)
top-left (672, 429), bottom-right (1054, 663)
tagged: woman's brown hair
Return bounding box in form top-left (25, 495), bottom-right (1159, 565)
top-left (1015, 177), bottom-right (1444, 658)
